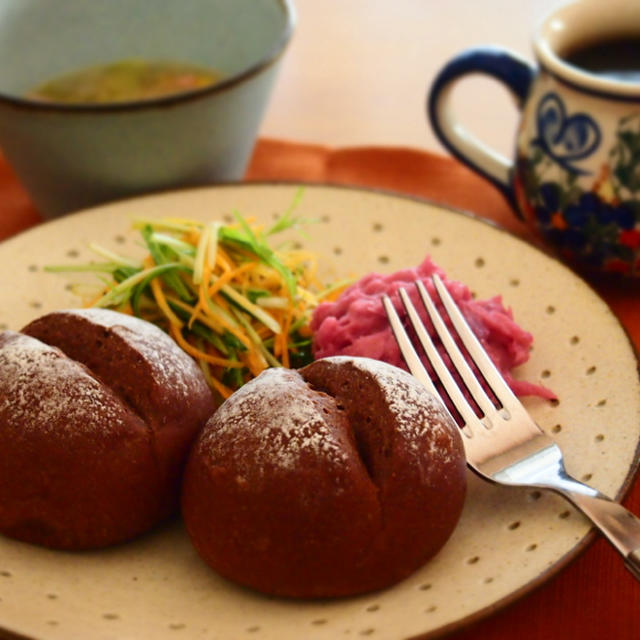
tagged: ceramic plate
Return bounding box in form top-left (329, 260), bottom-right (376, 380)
top-left (0, 184), bottom-right (638, 640)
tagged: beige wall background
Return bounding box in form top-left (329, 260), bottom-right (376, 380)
top-left (260, 0), bottom-right (561, 157)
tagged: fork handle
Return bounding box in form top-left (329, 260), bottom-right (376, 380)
top-left (560, 489), bottom-right (640, 581)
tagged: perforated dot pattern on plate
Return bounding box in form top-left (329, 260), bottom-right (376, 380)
top-left (0, 184), bottom-right (637, 640)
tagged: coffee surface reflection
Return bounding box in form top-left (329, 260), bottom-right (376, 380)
top-left (563, 37), bottom-right (640, 84)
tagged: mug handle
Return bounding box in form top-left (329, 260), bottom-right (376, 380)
top-left (427, 47), bottom-right (535, 217)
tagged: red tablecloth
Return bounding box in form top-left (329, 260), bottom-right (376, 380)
top-left (1, 138), bottom-right (639, 639)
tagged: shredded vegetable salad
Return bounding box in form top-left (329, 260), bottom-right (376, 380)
top-left (46, 200), bottom-right (348, 401)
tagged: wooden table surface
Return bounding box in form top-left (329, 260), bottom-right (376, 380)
top-left (261, 0), bottom-right (559, 154)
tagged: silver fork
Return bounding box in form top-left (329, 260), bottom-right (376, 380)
top-left (383, 274), bottom-right (640, 580)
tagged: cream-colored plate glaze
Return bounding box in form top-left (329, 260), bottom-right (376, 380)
top-left (0, 184), bottom-right (638, 640)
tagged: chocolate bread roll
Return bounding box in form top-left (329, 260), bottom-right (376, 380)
top-left (182, 355), bottom-right (466, 598)
top-left (0, 309), bottom-right (215, 550)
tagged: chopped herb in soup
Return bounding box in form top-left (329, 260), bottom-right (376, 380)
top-left (28, 59), bottom-right (222, 104)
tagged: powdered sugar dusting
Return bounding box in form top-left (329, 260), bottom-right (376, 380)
top-left (200, 368), bottom-right (351, 476)
top-left (0, 332), bottom-right (130, 438)
top-left (333, 356), bottom-right (447, 426)
top-left (327, 356), bottom-right (458, 464)
top-left (58, 309), bottom-right (195, 395)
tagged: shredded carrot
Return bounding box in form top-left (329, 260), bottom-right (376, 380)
top-left (279, 307), bottom-right (293, 368)
top-left (215, 246), bottom-right (234, 272)
top-left (188, 261), bottom-right (213, 329)
top-left (86, 289), bottom-right (110, 308)
top-left (184, 229), bottom-right (201, 246)
top-left (207, 262), bottom-right (256, 298)
top-left (169, 325), bottom-right (243, 369)
top-left (167, 296), bottom-right (226, 334)
top-left (146, 262), bottom-right (184, 329)
top-left (297, 324), bottom-right (313, 338)
top-left (242, 348), bottom-right (269, 377)
top-left (208, 376), bottom-right (235, 400)
top-left (206, 307), bottom-right (253, 351)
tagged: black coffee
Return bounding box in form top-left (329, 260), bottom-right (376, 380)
top-left (563, 37), bottom-right (640, 83)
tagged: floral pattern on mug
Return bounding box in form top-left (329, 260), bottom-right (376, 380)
top-left (515, 102), bottom-right (640, 276)
top-left (532, 92), bottom-right (602, 175)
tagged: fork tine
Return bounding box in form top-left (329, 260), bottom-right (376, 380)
top-left (397, 286), bottom-right (482, 431)
top-left (381, 294), bottom-right (439, 398)
top-left (415, 279), bottom-right (497, 420)
top-left (384, 287), bottom-right (475, 431)
top-left (430, 274), bottom-right (520, 411)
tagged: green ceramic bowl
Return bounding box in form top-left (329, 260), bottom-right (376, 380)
top-left (0, 0), bottom-right (295, 217)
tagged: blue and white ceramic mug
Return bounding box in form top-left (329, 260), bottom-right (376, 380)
top-left (428, 0), bottom-right (640, 277)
